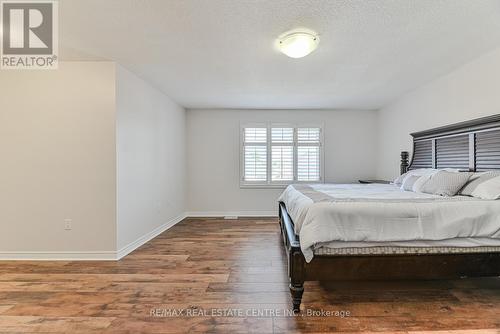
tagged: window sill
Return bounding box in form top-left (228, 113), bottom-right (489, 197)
top-left (240, 184), bottom-right (289, 189)
top-left (240, 181), bottom-right (323, 189)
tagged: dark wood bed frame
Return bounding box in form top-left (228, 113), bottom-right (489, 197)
top-left (279, 114), bottom-right (500, 311)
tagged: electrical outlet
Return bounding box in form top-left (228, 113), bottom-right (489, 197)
top-left (64, 219), bottom-right (72, 230)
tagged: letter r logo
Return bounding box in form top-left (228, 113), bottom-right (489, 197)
top-left (2, 2), bottom-right (53, 55)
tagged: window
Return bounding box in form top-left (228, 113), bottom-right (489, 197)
top-left (297, 128), bottom-right (321, 182)
top-left (243, 127), bottom-right (267, 182)
top-left (271, 128), bottom-right (294, 182)
top-left (241, 124), bottom-right (323, 187)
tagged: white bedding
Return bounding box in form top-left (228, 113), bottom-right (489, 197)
top-left (278, 183), bottom-right (500, 262)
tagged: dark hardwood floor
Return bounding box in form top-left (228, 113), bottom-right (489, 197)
top-left (0, 217), bottom-right (499, 333)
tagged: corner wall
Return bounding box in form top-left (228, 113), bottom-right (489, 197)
top-left (0, 62), bottom-right (187, 259)
top-left (0, 62), bottom-right (117, 258)
top-left (376, 46), bottom-right (500, 180)
top-left (116, 65), bottom-right (186, 254)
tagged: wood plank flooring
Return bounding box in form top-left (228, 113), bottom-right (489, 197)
top-left (0, 217), bottom-right (499, 333)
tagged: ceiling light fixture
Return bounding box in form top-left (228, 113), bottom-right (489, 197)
top-left (277, 29), bottom-right (319, 58)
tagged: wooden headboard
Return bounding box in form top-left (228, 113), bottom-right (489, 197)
top-left (403, 114), bottom-right (500, 173)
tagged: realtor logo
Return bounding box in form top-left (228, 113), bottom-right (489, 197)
top-left (1, 0), bottom-right (58, 69)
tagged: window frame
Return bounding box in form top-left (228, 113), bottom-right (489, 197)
top-left (240, 122), bottom-right (324, 188)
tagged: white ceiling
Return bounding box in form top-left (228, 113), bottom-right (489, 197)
top-left (60, 0), bottom-right (500, 109)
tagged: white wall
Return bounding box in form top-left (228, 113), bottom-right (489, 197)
top-left (116, 65), bottom-right (186, 251)
top-left (186, 109), bottom-right (378, 215)
top-left (376, 46), bottom-right (500, 180)
top-left (0, 62), bottom-right (117, 255)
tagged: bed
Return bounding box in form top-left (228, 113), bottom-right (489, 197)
top-left (279, 115), bottom-right (500, 311)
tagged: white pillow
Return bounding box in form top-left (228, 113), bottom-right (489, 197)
top-left (442, 168), bottom-right (462, 172)
top-left (460, 171), bottom-right (500, 196)
top-left (471, 175), bottom-right (500, 200)
top-left (421, 171), bottom-right (473, 197)
top-left (401, 175), bottom-right (421, 191)
top-left (412, 174), bottom-right (432, 193)
top-left (393, 168), bottom-right (437, 185)
top-left (394, 172), bottom-right (409, 185)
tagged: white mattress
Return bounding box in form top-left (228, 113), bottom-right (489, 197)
top-left (278, 183), bottom-right (500, 262)
top-left (314, 238), bottom-right (500, 256)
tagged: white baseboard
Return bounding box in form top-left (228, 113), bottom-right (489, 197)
top-left (0, 211), bottom-right (275, 261)
top-left (0, 213), bottom-right (187, 261)
top-left (0, 251), bottom-right (116, 261)
top-left (185, 211), bottom-right (277, 218)
top-left (116, 212), bottom-right (187, 260)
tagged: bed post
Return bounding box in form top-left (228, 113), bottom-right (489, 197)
top-left (400, 151), bottom-right (409, 175)
top-left (279, 202), bottom-right (306, 312)
top-left (289, 249), bottom-right (305, 312)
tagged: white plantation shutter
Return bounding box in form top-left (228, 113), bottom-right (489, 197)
top-left (244, 146), bottom-right (267, 181)
top-left (241, 125), bottom-right (322, 185)
top-left (272, 146), bottom-right (294, 181)
top-left (297, 127), bottom-right (321, 142)
top-left (244, 127), bottom-right (267, 143)
top-left (271, 128), bottom-right (294, 181)
top-left (297, 146), bottom-right (320, 181)
top-left (297, 128), bottom-right (321, 181)
top-left (271, 127), bottom-right (294, 143)
top-left (243, 128), bottom-right (267, 182)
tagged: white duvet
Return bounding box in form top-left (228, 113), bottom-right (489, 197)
top-left (278, 183), bottom-right (500, 262)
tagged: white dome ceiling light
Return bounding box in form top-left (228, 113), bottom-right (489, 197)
top-left (277, 30), bottom-right (319, 58)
